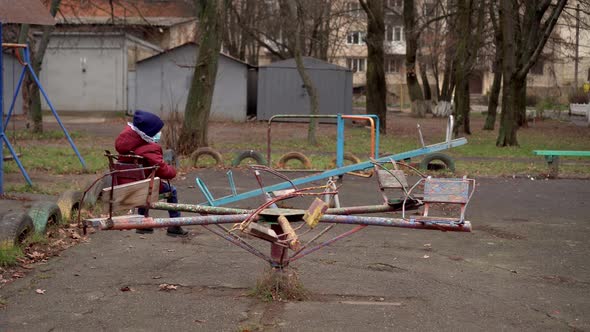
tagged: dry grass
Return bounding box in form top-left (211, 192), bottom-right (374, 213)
top-left (251, 267), bottom-right (308, 302)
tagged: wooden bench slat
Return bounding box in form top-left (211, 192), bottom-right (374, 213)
top-left (102, 178), bottom-right (160, 212)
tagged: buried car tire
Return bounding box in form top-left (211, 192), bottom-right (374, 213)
top-left (0, 212), bottom-right (34, 249)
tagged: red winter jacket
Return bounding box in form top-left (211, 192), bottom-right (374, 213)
top-left (115, 126), bottom-right (176, 186)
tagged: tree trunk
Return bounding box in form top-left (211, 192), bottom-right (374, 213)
top-left (483, 68), bottom-right (501, 130)
top-left (517, 80), bottom-right (528, 128)
top-left (18, 0), bottom-right (61, 133)
top-left (361, 0), bottom-right (387, 134)
top-left (178, 0), bottom-right (224, 154)
top-left (496, 0), bottom-right (567, 147)
top-left (453, 74), bottom-right (470, 135)
top-left (497, 76), bottom-right (523, 146)
top-left (286, 0), bottom-right (320, 145)
top-left (484, 0), bottom-right (502, 131)
top-left (419, 62), bottom-right (431, 101)
top-left (403, 0), bottom-right (426, 118)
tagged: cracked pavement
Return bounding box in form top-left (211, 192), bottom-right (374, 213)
top-left (0, 169), bottom-right (589, 331)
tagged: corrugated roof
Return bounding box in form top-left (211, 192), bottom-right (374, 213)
top-left (0, 0), bottom-right (55, 25)
top-left (263, 57), bottom-right (350, 72)
top-left (137, 42), bottom-right (255, 68)
top-left (55, 16), bottom-right (196, 27)
top-left (57, 0), bottom-right (195, 24)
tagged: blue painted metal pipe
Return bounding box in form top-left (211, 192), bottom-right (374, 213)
top-left (4, 64), bottom-right (26, 128)
top-left (336, 113), bottom-right (344, 167)
top-left (23, 47), bottom-right (87, 169)
top-left (0, 21), bottom-right (4, 194)
top-left (199, 137), bottom-right (467, 206)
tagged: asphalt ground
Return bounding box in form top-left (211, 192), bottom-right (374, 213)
top-left (0, 169), bottom-right (589, 331)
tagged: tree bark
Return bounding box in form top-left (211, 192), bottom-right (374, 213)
top-left (483, 68), bottom-right (501, 130)
top-left (497, 76), bottom-right (524, 146)
top-left (18, 0), bottom-right (61, 133)
top-left (419, 61), bottom-right (432, 101)
top-left (360, 0), bottom-right (387, 134)
top-left (496, 0), bottom-right (567, 146)
top-left (484, 0), bottom-right (502, 131)
top-left (178, 0), bottom-right (224, 154)
top-left (284, 0), bottom-right (320, 145)
top-left (403, 0), bottom-right (426, 118)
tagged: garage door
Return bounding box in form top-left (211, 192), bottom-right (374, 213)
top-left (41, 46), bottom-right (124, 112)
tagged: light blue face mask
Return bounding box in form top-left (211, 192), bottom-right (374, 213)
top-left (153, 131), bottom-right (162, 143)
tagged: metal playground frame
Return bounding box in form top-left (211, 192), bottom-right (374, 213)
top-left (82, 115), bottom-right (474, 270)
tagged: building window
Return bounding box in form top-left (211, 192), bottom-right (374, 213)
top-left (346, 1), bottom-right (363, 16)
top-left (386, 25), bottom-right (404, 42)
top-left (347, 31), bottom-right (366, 45)
top-left (386, 0), bottom-right (403, 9)
top-left (531, 60), bottom-right (544, 75)
top-left (347, 58), bottom-right (366, 72)
top-left (385, 57), bottom-right (402, 73)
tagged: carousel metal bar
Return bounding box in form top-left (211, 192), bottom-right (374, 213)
top-left (288, 225), bottom-right (367, 263)
top-left (151, 202), bottom-right (407, 217)
top-left (151, 202), bottom-right (251, 215)
top-left (318, 214), bottom-right (472, 232)
top-left (90, 214), bottom-right (250, 230)
top-left (201, 138), bottom-right (468, 207)
top-left (201, 225), bottom-right (273, 264)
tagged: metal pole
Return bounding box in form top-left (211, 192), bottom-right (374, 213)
top-left (574, 4), bottom-right (580, 90)
top-left (0, 21), bottom-right (4, 194)
top-left (24, 47), bottom-right (87, 169)
top-left (336, 113), bottom-right (344, 167)
top-left (3, 65), bottom-right (26, 128)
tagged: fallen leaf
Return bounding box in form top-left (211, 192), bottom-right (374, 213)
top-left (159, 283), bottom-right (178, 291)
top-left (35, 289), bottom-right (46, 294)
top-left (194, 319), bottom-right (206, 323)
top-left (12, 272), bottom-right (24, 278)
top-left (71, 232), bottom-right (81, 240)
top-left (120, 286), bottom-right (132, 292)
top-left (139, 236), bottom-right (146, 239)
top-left (166, 249), bottom-right (175, 252)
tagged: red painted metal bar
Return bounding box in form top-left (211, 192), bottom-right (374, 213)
top-left (288, 225), bottom-right (367, 263)
top-left (151, 202), bottom-right (405, 216)
top-left (151, 201), bottom-right (251, 215)
top-left (342, 115), bottom-right (376, 158)
top-left (90, 214), bottom-right (250, 230)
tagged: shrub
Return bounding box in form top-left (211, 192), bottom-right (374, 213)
top-left (568, 88), bottom-right (589, 104)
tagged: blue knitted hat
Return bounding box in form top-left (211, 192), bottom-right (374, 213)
top-left (133, 110), bottom-right (164, 137)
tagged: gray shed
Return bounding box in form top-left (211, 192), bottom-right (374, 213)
top-left (2, 51), bottom-right (23, 115)
top-left (39, 32), bottom-right (161, 113)
top-left (135, 43), bottom-right (251, 122)
top-left (257, 57), bottom-right (352, 121)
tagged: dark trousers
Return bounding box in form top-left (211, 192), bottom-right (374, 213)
top-left (138, 182), bottom-right (180, 218)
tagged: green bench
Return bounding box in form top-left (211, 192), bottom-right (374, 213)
top-left (533, 150), bottom-right (590, 178)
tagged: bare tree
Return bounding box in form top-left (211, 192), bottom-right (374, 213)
top-left (284, 0), bottom-right (321, 145)
top-left (360, 0), bottom-right (387, 134)
top-left (178, 0), bottom-right (225, 154)
top-left (452, 0), bottom-right (485, 136)
top-left (17, 0), bottom-right (62, 133)
top-left (403, 0), bottom-right (427, 117)
top-left (483, 0), bottom-right (502, 130)
top-left (497, 0), bottom-right (567, 147)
